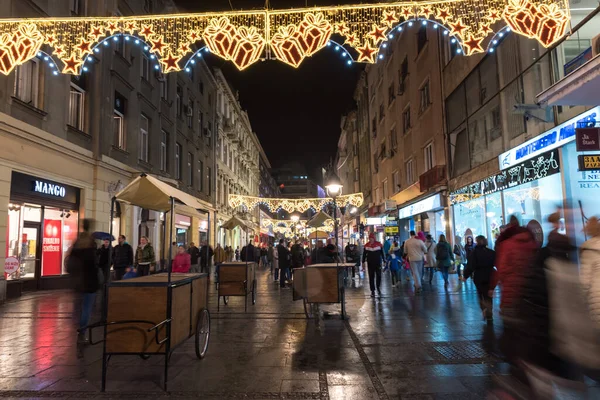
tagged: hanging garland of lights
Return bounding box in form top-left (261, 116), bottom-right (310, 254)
top-left (0, 0), bottom-right (569, 74)
top-left (229, 193), bottom-right (363, 213)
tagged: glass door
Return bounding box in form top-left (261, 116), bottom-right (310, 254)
top-left (21, 222), bottom-right (41, 290)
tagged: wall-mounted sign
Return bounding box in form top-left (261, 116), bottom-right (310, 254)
top-left (10, 171), bottom-right (80, 207)
top-left (578, 154), bottom-right (600, 171)
top-left (34, 181), bottom-right (66, 197)
top-left (384, 200), bottom-right (397, 211)
top-left (41, 219), bottom-right (62, 276)
top-left (384, 226), bottom-right (399, 234)
top-left (4, 257), bottom-right (19, 275)
top-left (498, 106), bottom-right (600, 170)
top-left (451, 149), bottom-right (560, 205)
top-left (398, 194), bottom-right (442, 219)
top-left (366, 217), bottom-right (385, 226)
top-left (576, 127), bottom-right (600, 152)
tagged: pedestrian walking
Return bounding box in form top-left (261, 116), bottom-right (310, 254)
top-left (172, 245), bottom-right (191, 273)
top-left (404, 230), bottom-right (428, 293)
top-left (291, 240), bottom-right (305, 269)
top-left (388, 241), bottom-right (401, 287)
top-left (112, 235), bottom-right (133, 281)
top-left (463, 235), bottom-right (496, 322)
top-left (66, 219), bottom-right (99, 349)
top-left (241, 241), bottom-right (256, 262)
top-left (435, 235), bottom-right (454, 287)
top-left (199, 242), bottom-right (213, 275)
top-left (383, 237), bottom-right (392, 268)
top-left (188, 242), bottom-right (200, 273)
top-left (425, 234), bottom-right (437, 284)
top-left (135, 236), bottom-right (155, 276)
top-left (235, 247), bottom-right (240, 261)
top-left (277, 239), bottom-right (291, 288)
top-left (345, 242), bottom-right (359, 279)
top-left (225, 245), bottom-right (233, 262)
top-left (214, 243), bottom-right (227, 281)
top-left (260, 246), bottom-right (268, 268)
top-left (96, 238), bottom-right (111, 283)
top-left (362, 233), bottom-right (384, 298)
top-left (580, 216), bottom-right (600, 328)
top-left (267, 244), bottom-right (274, 273)
top-left (273, 243), bottom-right (280, 282)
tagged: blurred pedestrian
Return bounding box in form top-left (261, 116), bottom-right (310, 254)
top-left (188, 242), bottom-right (200, 273)
top-left (345, 242), bottom-right (359, 279)
top-left (388, 240), bottom-right (401, 287)
top-left (112, 235), bottom-right (133, 281)
top-left (291, 240), bottom-right (305, 268)
top-left (260, 245), bottom-right (268, 268)
top-left (241, 241), bottom-right (256, 262)
top-left (547, 211), bottom-right (574, 260)
top-left (425, 234), bottom-right (437, 284)
top-left (96, 238), bottom-right (111, 283)
top-left (214, 243), bottom-right (226, 281)
top-left (363, 233), bottom-right (384, 298)
top-left (435, 235), bottom-right (454, 287)
top-left (172, 245), bottom-right (191, 273)
top-left (323, 239), bottom-right (339, 263)
top-left (273, 243), bottom-right (280, 282)
top-left (267, 244), bottom-right (274, 273)
top-left (580, 216), bottom-right (600, 328)
top-left (404, 230), bottom-right (428, 293)
top-left (199, 241), bottom-right (213, 275)
top-left (277, 239), bottom-right (291, 288)
top-left (135, 236), bottom-right (155, 276)
top-left (463, 235), bottom-right (496, 322)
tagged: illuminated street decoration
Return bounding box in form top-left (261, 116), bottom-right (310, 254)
top-left (0, 0), bottom-right (570, 75)
top-left (229, 193), bottom-right (364, 213)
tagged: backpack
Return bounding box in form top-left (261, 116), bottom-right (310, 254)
top-left (436, 243), bottom-right (449, 260)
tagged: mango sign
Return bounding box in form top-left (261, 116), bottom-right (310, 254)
top-left (578, 155), bottom-right (600, 171)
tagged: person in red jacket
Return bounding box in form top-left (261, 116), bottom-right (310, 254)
top-left (172, 245), bottom-right (191, 273)
top-left (362, 233), bottom-right (385, 298)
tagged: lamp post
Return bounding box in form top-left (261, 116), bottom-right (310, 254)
top-left (325, 173), bottom-right (343, 258)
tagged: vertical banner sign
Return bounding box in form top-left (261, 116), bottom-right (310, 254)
top-left (42, 219), bottom-right (62, 276)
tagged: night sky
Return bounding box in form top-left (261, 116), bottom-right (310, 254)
top-left (175, 0), bottom-right (364, 175)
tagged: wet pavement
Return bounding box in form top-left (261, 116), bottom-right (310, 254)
top-left (0, 267), bottom-right (571, 399)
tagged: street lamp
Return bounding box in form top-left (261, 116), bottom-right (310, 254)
top-left (325, 173), bottom-right (343, 259)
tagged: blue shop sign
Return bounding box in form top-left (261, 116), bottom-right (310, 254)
top-left (499, 106), bottom-right (600, 170)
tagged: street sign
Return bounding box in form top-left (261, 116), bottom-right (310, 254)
top-left (576, 127), bottom-right (600, 151)
top-left (384, 226), bottom-right (398, 234)
top-left (578, 154), bottom-right (600, 171)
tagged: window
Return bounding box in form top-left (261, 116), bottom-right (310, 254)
top-left (141, 53), bottom-right (150, 81)
top-left (68, 82), bottom-right (85, 130)
top-left (115, 36), bottom-right (126, 57)
top-left (417, 25), bottom-right (428, 53)
top-left (373, 153), bottom-right (379, 173)
top-left (406, 159), bottom-right (414, 185)
top-left (13, 60), bottom-right (39, 107)
top-left (70, 0), bottom-right (83, 15)
top-left (390, 127), bottom-right (397, 150)
top-left (176, 85), bottom-right (182, 117)
top-left (354, 168), bottom-right (359, 181)
top-left (419, 80), bottom-right (431, 113)
top-left (444, 35), bottom-right (460, 65)
top-left (187, 99), bottom-right (193, 128)
top-left (160, 77), bottom-right (168, 100)
top-left (113, 111), bottom-right (125, 150)
top-left (199, 81), bottom-right (204, 94)
top-left (198, 108), bottom-right (203, 133)
top-left (207, 167), bottom-right (212, 195)
top-left (402, 105), bottom-right (411, 133)
top-left (187, 152), bottom-right (193, 186)
top-left (379, 103), bottom-right (384, 121)
top-left (371, 117), bottom-right (377, 137)
top-left (160, 130), bottom-right (168, 171)
top-left (198, 160), bottom-right (204, 192)
top-left (424, 142), bottom-right (435, 171)
top-left (139, 115), bottom-right (149, 162)
top-left (383, 180), bottom-right (388, 200)
top-left (224, 144), bottom-right (228, 165)
top-left (175, 143), bottom-right (181, 180)
top-left (398, 56), bottom-right (408, 94)
top-left (393, 171), bottom-right (400, 192)
top-left (388, 83), bottom-right (395, 105)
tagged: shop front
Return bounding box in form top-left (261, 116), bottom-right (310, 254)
top-left (365, 217), bottom-right (385, 243)
top-left (174, 214), bottom-right (191, 246)
top-left (451, 149), bottom-right (562, 249)
top-left (5, 172), bottom-right (80, 297)
top-left (397, 193), bottom-right (445, 243)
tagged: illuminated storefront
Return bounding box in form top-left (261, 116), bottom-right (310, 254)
top-left (397, 194), bottom-right (446, 243)
top-left (5, 172), bottom-right (80, 296)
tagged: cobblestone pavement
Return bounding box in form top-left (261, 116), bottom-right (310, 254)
top-left (0, 267), bottom-right (562, 399)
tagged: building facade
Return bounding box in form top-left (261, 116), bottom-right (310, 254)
top-left (214, 69), bottom-right (261, 250)
top-left (1, 0), bottom-right (219, 301)
top-left (272, 163), bottom-right (322, 199)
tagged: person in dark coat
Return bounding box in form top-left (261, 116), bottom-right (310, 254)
top-left (112, 235), bottom-right (133, 281)
top-left (291, 240), bottom-right (305, 268)
top-left (199, 242), bottom-right (213, 274)
top-left (188, 242), bottom-right (200, 273)
top-left (463, 235), bottom-right (496, 322)
top-left (96, 238), bottom-right (111, 283)
top-left (67, 219), bottom-right (99, 345)
top-left (277, 239), bottom-right (291, 288)
top-left (345, 242), bottom-right (359, 278)
top-left (241, 241), bottom-right (256, 262)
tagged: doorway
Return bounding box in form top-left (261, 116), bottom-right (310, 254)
top-left (21, 221), bottom-right (41, 291)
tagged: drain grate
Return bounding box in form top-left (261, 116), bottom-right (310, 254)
top-left (431, 342), bottom-right (490, 360)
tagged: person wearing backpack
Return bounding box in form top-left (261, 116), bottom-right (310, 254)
top-left (435, 234), bottom-right (454, 288)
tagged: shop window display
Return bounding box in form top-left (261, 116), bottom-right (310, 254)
top-left (485, 192), bottom-right (503, 249)
top-left (453, 197), bottom-right (485, 246)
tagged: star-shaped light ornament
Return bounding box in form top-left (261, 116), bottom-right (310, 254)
top-left (45, 34), bottom-right (56, 46)
top-left (368, 24), bottom-right (387, 45)
top-left (53, 45), bottom-right (65, 56)
top-left (106, 21), bottom-right (119, 35)
top-left (480, 23), bottom-right (493, 35)
top-left (486, 9), bottom-right (501, 22)
top-left (449, 19), bottom-right (468, 38)
top-left (344, 34), bottom-right (357, 45)
top-left (436, 7), bottom-right (452, 23)
top-left (419, 6), bottom-right (433, 18)
top-left (382, 10), bottom-right (399, 28)
top-left (125, 21), bottom-right (138, 33)
top-left (335, 22), bottom-right (350, 35)
top-left (76, 39), bottom-right (92, 56)
top-left (178, 42), bottom-right (191, 55)
top-left (151, 37), bottom-right (166, 54)
top-left (160, 51), bottom-right (180, 72)
top-left (401, 7), bottom-right (414, 20)
top-left (357, 41), bottom-right (377, 63)
top-left (463, 34), bottom-right (484, 55)
top-left (188, 30), bottom-right (201, 42)
top-left (62, 55), bottom-right (82, 74)
top-left (140, 24), bottom-right (155, 39)
top-left (89, 26), bottom-right (104, 40)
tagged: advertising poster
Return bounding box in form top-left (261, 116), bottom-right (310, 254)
top-left (42, 219), bottom-right (62, 276)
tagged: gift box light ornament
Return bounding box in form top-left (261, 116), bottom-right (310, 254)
top-left (502, 0), bottom-right (569, 47)
top-left (203, 16), bottom-right (237, 60)
top-left (270, 25), bottom-right (305, 68)
top-left (228, 26), bottom-right (266, 70)
top-left (0, 23), bottom-right (43, 75)
top-left (298, 12), bottom-right (333, 56)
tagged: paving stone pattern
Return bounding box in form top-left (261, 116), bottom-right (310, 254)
top-left (0, 267), bottom-right (523, 399)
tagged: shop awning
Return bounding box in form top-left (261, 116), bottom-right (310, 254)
top-left (537, 55), bottom-right (600, 106)
top-left (308, 230), bottom-right (329, 239)
top-left (221, 215), bottom-right (249, 230)
top-left (307, 211), bottom-right (332, 228)
top-left (115, 173), bottom-right (207, 212)
top-left (175, 204), bottom-right (207, 219)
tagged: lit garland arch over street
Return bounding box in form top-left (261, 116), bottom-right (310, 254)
top-left (0, 0), bottom-right (569, 74)
top-left (229, 193), bottom-right (364, 213)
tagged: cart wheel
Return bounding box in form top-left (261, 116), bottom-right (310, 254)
top-left (139, 354), bottom-right (150, 360)
top-left (340, 287), bottom-right (346, 320)
top-left (222, 296), bottom-right (229, 305)
top-left (195, 308), bottom-right (210, 359)
top-left (303, 298), bottom-right (313, 319)
top-left (251, 279), bottom-right (257, 305)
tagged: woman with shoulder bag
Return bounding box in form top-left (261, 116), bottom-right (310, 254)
top-left (436, 235), bottom-right (454, 288)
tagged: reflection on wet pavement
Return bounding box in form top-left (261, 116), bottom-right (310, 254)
top-left (0, 268), bottom-right (521, 398)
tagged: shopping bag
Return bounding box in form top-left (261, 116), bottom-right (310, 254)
top-left (123, 269), bottom-right (137, 280)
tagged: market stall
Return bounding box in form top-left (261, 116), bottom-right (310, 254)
top-left (81, 173), bottom-right (211, 391)
top-left (217, 261), bottom-right (257, 312)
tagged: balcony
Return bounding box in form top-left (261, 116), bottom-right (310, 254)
top-left (419, 165), bottom-right (446, 192)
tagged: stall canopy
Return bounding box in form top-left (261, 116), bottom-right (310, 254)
top-left (116, 173), bottom-right (206, 212)
top-left (308, 231), bottom-right (329, 240)
top-left (307, 211), bottom-right (333, 228)
top-left (221, 215), bottom-right (249, 230)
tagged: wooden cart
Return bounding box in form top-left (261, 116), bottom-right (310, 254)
top-left (87, 273), bottom-right (210, 391)
top-left (292, 264), bottom-right (347, 319)
top-left (217, 262), bottom-right (257, 312)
